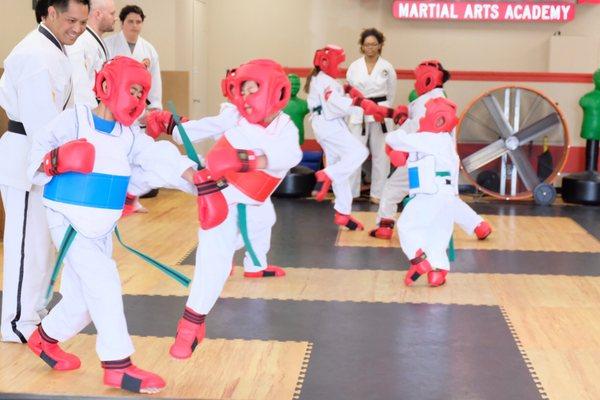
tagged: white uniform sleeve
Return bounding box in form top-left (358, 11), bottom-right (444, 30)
top-left (129, 130), bottom-right (196, 193)
top-left (175, 103), bottom-right (240, 144)
top-left (147, 45), bottom-right (162, 110)
top-left (260, 118), bottom-right (302, 173)
top-left (385, 63), bottom-right (397, 105)
top-left (317, 79), bottom-right (353, 120)
top-left (27, 110), bottom-right (79, 186)
top-left (386, 129), bottom-right (447, 155)
top-left (14, 55), bottom-right (60, 141)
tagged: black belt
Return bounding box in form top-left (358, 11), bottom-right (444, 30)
top-left (368, 96), bottom-right (387, 103)
top-left (364, 96), bottom-right (388, 133)
top-left (311, 105), bottom-right (322, 115)
top-left (8, 120), bottom-right (26, 135)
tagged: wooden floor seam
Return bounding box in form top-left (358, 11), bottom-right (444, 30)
top-left (293, 342), bottom-right (313, 400)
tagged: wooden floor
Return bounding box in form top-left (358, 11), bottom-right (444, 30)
top-left (1, 190), bottom-right (599, 400)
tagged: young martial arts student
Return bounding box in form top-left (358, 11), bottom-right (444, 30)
top-left (149, 59), bottom-right (303, 360)
top-left (26, 56), bottom-right (199, 394)
top-left (366, 60), bottom-right (492, 241)
top-left (146, 70), bottom-right (291, 279)
top-left (386, 97), bottom-right (461, 287)
top-left (306, 45), bottom-right (392, 230)
top-left (346, 28), bottom-right (397, 203)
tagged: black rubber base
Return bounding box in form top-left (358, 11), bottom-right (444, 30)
top-left (561, 171), bottom-right (600, 205)
top-left (273, 166), bottom-right (316, 198)
top-left (140, 188), bottom-right (159, 199)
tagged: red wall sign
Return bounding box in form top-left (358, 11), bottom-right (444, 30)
top-left (392, 1), bottom-right (576, 22)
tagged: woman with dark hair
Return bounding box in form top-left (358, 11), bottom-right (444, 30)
top-left (346, 28), bottom-right (397, 204)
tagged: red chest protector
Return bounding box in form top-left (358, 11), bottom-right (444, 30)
top-left (209, 137), bottom-right (281, 202)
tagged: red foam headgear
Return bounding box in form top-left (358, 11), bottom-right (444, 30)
top-left (313, 45), bottom-right (346, 78)
top-left (414, 60), bottom-right (445, 96)
top-left (94, 56), bottom-right (151, 126)
top-left (418, 97), bottom-right (459, 133)
top-left (222, 59), bottom-right (290, 124)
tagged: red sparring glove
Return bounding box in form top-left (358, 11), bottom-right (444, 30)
top-left (385, 144), bottom-right (408, 167)
top-left (354, 98), bottom-right (393, 122)
top-left (206, 146), bottom-right (257, 179)
top-left (145, 110), bottom-right (189, 139)
top-left (43, 139), bottom-right (95, 176)
top-left (392, 105), bottom-right (409, 126)
top-left (343, 83), bottom-right (364, 100)
top-left (194, 169), bottom-right (229, 230)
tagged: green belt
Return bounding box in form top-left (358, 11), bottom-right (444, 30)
top-left (436, 171), bottom-right (451, 177)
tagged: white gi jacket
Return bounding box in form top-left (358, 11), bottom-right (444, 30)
top-left (105, 31), bottom-right (162, 109)
top-left (28, 105), bottom-right (196, 238)
top-left (346, 56), bottom-right (396, 124)
top-left (66, 27), bottom-right (110, 108)
top-left (0, 24), bottom-right (73, 191)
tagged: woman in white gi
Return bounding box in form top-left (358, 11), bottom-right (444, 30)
top-left (368, 60), bottom-right (492, 241)
top-left (149, 59), bottom-right (303, 360)
top-left (307, 45), bottom-right (392, 230)
top-left (26, 57), bottom-right (198, 394)
top-left (0, 0), bottom-right (88, 343)
top-left (346, 28), bottom-right (397, 203)
top-left (386, 97), bottom-right (460, 287)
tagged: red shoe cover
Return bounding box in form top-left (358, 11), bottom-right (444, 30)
top-left (103, 364), bottom-right (166, 393)
top-left (334, 212), bottom-right (364, 231)
top-left (27, 328), bottom-right (81, 371)
top-left (369, 218), bottom-right (395, 239)
top-left (404, 249), bottom-right (432, 286)
top-left (244, 265), bottom-right (286, 278)
top-left (169, 316), bottom-right (206, 360)
top-left (427, 270), bottom-right (448, 287)
top-left (312, 170), bottom-right (332, 202)
top-left (474, 221), bottom-right (492, 240)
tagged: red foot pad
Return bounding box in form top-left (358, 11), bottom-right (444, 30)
top-left (474, 220), bottom-right (492, 240)
top-left (121, 194), bottom-right (138, 217)
top-left (427, 269), bottom-right (448, 287)
top-left (28, 327), bottom-right (81, 371)
top-left (404, 249), bottom-right (433, 286)
top-left (369, 218), bottom-right (395, 240)
top-left (334, 212), bottom-right (364, 231)
top-left (103, 360), bottom-right (166, 394)
top-left (312, 170), bottom-right (332, 202)
top-left (169, 310), bottom-right (206, 360)
top-left (244, 265), bottom-right (286, 278)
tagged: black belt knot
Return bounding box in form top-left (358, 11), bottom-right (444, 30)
top-left (8, 120), bottom-right (26, 135)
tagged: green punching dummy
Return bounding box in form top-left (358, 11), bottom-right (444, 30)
top-left (283, 74), bottom-right (309, 144)
top-left (561, 68), bottom-right (600, 205)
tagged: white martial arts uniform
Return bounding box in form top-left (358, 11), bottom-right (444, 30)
top-left (182, 112), bottom-right (302, 314)
top-left (175, 103), bottom-right (283, 273)
top-left (386, 128), bottom-right (459, 271)
top-left (307, 71), bottom-right (368, 215)
top-left (376, 88), bottom-right (484, 234)
top-left (66, 26), bottom-right (110, 107)
top-left (105, 32), bottom-right (162, 110)
top-left (346, 56), bottom-right (396, 199)
top-left (27, 105), bottom-right (195, 360)
top-left (0, 24), bottom-right (74, 343)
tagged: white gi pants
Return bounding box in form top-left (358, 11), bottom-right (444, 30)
top-left (187, 201), bottom-right (275, 314)
top-left (1, 184), bottom-right (54, 343)
top-left (41, 209), bottom-right (134, 361)
top-left (349, 120), bottom-right (392, 199)
top-left (453, 196), bottom-right (483, 234)
top-left (312, 116), bottom-right (368, 215)
top-left (398, 184), bottom-right (455, 271)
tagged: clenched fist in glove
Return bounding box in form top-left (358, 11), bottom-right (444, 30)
top-left (353, 98), bottom-right (393, 122)
top-left (206, 146), bottom-right (257, 179)
top-left (343, 83), bottom-right (364, 101)
top-left (392, 105), bottom-right (409, 126)
top-left (43, 138), bottom-right (95, 176)
top-left (385, 144), bottom-right (408, 167)
top-left (194, 169), bottom-right (229, 230)
top-left (145, 110), bottom-right (189, 139)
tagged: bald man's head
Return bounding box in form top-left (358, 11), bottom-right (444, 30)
top-left (88, 0), bottom-right (116, 34)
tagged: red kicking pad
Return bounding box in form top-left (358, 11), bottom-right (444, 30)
top-left (170, 309), bottom-right (206, 360)
top-left (334, 212), bottom-right (364, 231)
top-left (312, 170), bottom-right (332, 202)
top-left (369, 218), bottom-right (395, 239)
top-left (103, 358), bottom-right (166, 394)
top-left (427, 269), bottom-right (448, 287)
top-left (404, 249), bottom-right (433, 286)
top-left (244, 265), bottom-right (286, 278)
top-left (28, 327), bottom-right (81, 371)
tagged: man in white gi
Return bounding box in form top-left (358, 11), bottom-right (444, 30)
top-left (105, 5), bottom-right (162, 111)
top-left (66, 0), bottom-right (116, 107)
top-left (0, 0), bottom-right (89, 343)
